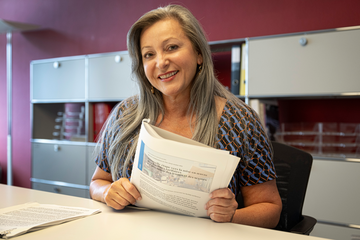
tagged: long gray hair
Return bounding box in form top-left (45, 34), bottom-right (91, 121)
top-left (100, 4), bottom-right (241, 181)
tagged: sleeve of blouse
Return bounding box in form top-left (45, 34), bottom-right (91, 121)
top-left (241, 106), bottom-right (276, 186)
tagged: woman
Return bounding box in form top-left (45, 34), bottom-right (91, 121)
top-left (90, 4), bottom-right (282, 228)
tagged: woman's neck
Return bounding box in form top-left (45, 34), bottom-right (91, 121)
top-left (155, 93), bottom-right (194, 138)
top-left (161, 91), bottom-right (192, 119)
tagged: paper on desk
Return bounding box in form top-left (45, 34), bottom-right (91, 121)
top-left (130, 119), bottom-right (240, 218)
top-left (0, 202), bottom-right (101, 238)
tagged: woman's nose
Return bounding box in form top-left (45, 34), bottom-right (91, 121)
top-left (156, 54), bottom-right (169, 70)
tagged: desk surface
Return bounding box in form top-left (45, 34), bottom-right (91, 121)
top-left (1, 184), bottom-right (328, 240)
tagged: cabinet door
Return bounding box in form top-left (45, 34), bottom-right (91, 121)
top-left (303, 159), bottom-right (360, 225)
top-left (86, 145), bottom-right (97, 185)
top-left (88, 53), bottom-right (138, 100)
top-left (310, 222), bottom-right (360, 240)
top-left (32, 143), bottom-right (87, 185)
top-left (32, 57), bottom-right (86, 100)
top-left (248, 29), bottom-right (360, 96)
top-left (32, 182), bottom-right (88, 198)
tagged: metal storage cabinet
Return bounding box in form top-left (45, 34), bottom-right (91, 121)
top-left (32, 182), bottom-right (88, 198)
top-left (31, 57), bottom-right (86, 100)
top-left (303, 159), bottom-right (360, 238)
top-left (247, 29), bottom-right (360, 97)
top-left (86, 145), bottom-right (97, 186)
top-left (246, 27), bottom-right (360, 239)
top-left (32, 143), bottom-right (87, 184)
top-left (309, 222), bottom-right (360, 240)
top-left (31, 51), bottom-right (137, 199)
top-left (88, 52), bottom-right (138, 100)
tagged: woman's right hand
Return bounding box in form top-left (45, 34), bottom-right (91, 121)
top-left (90, 167), bottom-right (142, 210)
top-left (103, 178), bottom-right (142, 210)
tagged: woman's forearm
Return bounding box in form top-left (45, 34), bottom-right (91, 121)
top-left (231, 202), bottom-right (282, 228)
top-left (89, 179), bottom-right (111, 203)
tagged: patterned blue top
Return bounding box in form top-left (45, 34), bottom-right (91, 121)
top-left (95, 98), bottom-right (276, 197)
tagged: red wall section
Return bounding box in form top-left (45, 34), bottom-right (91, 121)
top-left (278, 98), bottom-right (360, 124)
top-left (212, 51), bottom-right (231, 90)
top-left (0, 0), bottom-right (360, 187)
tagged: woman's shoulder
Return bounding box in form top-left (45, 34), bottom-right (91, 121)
top-left (112, 95), bottom-right (139, 119)
top-left (222, 99), bottom-right (257, 121)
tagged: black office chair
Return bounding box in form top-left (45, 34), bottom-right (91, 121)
top-left (236, 141), bottom-right (316, 235)
top-left (273, 141), bottom-right (317, 235)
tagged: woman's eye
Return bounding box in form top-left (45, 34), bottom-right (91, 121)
top-left (168, 45), bottom-right (178, 51)
top-left (143, 53), bottom-right (153, 59)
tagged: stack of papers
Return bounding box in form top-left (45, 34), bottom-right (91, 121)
top-left (0, 202), bottom-right (100, 238)
top-left (130, 119), bottom-right (240, 217)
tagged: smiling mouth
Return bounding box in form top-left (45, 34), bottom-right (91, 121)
top-left (159, 71), bottom-right (178, 79)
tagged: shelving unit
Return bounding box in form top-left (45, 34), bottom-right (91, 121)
top-left (30, 51), bottom-right (137, 198)
top-left (245, 27), bottom-right (360, 240)
top-left (276, 122), bottom-right (360, 159)
top-left (209, 38), bottom-right (247, 100)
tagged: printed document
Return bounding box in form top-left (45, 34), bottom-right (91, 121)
top-left (0, 202), bottom-right (100, 238)
top-left (130, 119), bottom-right (240, 217)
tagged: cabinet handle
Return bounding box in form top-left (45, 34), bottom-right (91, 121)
top-left (114, 55), bottom-right (122, 63)
top-left (299, 37), bottom-right (308, 46)
top-left (54, 145), bottom-right (61, 152)
top-left (53, 61), bottom-right (61, 68)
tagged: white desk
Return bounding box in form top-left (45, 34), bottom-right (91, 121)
top-left (1, 184), bottom-right (329, 240)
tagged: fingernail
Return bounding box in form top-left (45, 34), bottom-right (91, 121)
top-left (137, 196), bottom-right (142, 201)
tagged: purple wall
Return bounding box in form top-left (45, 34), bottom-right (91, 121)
top-left (1, 0), bottom-right (360, 187)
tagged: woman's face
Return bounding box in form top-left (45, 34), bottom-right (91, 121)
top-left (140, 18), bottom-right (203, 100)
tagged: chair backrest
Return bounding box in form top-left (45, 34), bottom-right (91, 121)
top-left (272, 141), bottom-right (313, 231)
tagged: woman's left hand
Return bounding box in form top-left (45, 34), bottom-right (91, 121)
top-left (205, 188), bottom-right (238, 222)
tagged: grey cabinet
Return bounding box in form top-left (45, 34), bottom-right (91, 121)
top-left (31, 142), bottom-right (90, 198)
top-left (247, 28), bottom-right (360, 97)
top-left (31, 51), bottom-right (137, 198)
top-left (309, 222), bottom-right (360, 240)
top-left (303, 159), bottom-right (360, 239)
top-left (31, 57), bottom-right (86, 100)
top-left (246, 27), bottom-right (360, 240)
top-left (88, 52), bottom-right (138, 100)
top-left (32, 182), bottom-right (89, 198)
top-left (303, 159), bottom-right (360, 223)
top-left (32, 143), bottom-right (87, 184)
top-left (86, 145), bottom-right (97, 186)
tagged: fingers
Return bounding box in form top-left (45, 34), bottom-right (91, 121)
top-left (205, 188), bottom-right (238, 223)
top-left (103, 178), bottom-right (142, 210)
top-left (121, 178), bottom-right (142, 201)
top-left (209, 188), bottom-right (235, 199)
